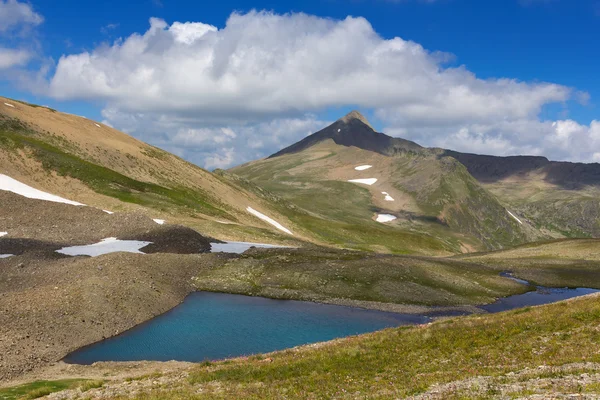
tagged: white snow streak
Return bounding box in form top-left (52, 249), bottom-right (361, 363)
top-left (354, 165), bottom-right (372, 171)
top-left (376, 214), bottom-right (397, 223)
top-left (4, 103), bottom-right (15, 108)
top-left (348, 178), bottom-right (377, 185)
top-left (0, 174), bottom-right (85, 206)
top-left (95, 123), bottom-right (101, 128)
top-left (56, 237), bottom-right (152, 257)
top-left (102, 210), bottom-right (114, 214)
top-left (507, 210), bottom-right (523, 224)
top-left (0, 232), bottom-right (7, 237)
top-left (153, 219), bottom-right (166, 225)
top-left (382, 192), bottom-right (395, 201)
top-left (0, 254), bottom-right (14, 259)
top-left (246, 207), bottom-right (293, 235)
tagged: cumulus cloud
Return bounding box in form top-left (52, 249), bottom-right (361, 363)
top-left (0, 0), bottom-right (42, 73)
top-left (0, 47), bottom-right (31, 68)
top-left (101, 105), bottom-right (327, 169)
top-left (387, 119), bottom-right (600, 163)
top-left (43, 11), bottom-right (592, 167)
top-left (0, 0), bottom-right (43, 32)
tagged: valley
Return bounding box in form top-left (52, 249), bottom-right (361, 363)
top-left (2, 98), bottom-right (600, 399)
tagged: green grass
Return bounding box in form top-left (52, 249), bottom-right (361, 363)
top-left (194, 247), bottom-right (528, 307)
top-left (0, 379), bottom-right (87, 400)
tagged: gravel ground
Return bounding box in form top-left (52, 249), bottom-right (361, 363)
top-left (0, 190), bottom-right (226, 382)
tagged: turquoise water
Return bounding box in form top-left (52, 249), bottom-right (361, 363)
top-left (65, 284), bottom-right (598, 364)
top-left (64, 292), bottom-right (428, 364)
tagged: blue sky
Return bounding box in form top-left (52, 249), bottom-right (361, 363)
top-left (1, 0), bottom-right (599, 168)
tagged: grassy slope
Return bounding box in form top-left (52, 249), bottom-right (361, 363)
top-left (0, 101), bottom-right (305, 243)
top-left (482, 176), bottom-right (600, 239)
top-left (194, 247), bottom-right (529, 308)
top-left (218, 167), bottom-right (457, 255)
top-left (194, 243), bottom-right (600, 312)
top-left (458, 238), bottom-right (600, 288)
top-left (0, 379), bottom-right (101, 400)
top-left (232, 140), bottom-right (534, 253)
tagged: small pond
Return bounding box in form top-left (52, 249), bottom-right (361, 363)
top-left (64, 292), bottom-right (427, 364)
top-left (64, 276), bottom-right (598, 364)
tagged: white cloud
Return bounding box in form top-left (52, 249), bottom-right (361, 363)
top-left (388, 119), bottom-right (600, 163)
top-left (41, 11), bottom-right (594, 166)
top-left (101, 105), bottom-right (327, 169)
top-left (47, 11), bottom-right (571, 123)
top-left (0, 47), bottom-right (30, 68)
top-left (0, 0), bottom-right (43, 32)
top-left (0, 1), bottom-right (43, 73)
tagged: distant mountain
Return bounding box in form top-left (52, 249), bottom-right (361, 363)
top-left (271, 110), bottom-right (422, 158)
top-left (233, 110), bottom-right (600, 250)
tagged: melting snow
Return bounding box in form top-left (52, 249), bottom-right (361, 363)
top-left (0, 254), bottom-right (14, 259)
top-left (0, 232), bottom-right (7, 237)
top-left (507, 210), bottom-right (523, 225)
top-left (348, 178), bottom-right (378, 185)
top-left (56, 237), bottom-right (152, 257)
top-left (103, 210), bottom-right (114, 214)
top-left (4, 103), bottom-right (15, 108)
top-left (354, 165), bottom-right (372, 171)
top-left (211, 241), bottom-right (289, 254)
top-left (153, 219), bottom-right (166, 225)
top-left (376, 214), bottom-right (397, 223)
top-left (246, 207), bottom-right (293, 235)
top-left (382, 192), bottom-right (395, 201)
top-left (0, 174), bottom-right (85, 206)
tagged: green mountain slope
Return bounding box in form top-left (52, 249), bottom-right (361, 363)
top-left (232, 112), bottom-right (538, 252)
top-left (0, 96), bottom-right (301, 244)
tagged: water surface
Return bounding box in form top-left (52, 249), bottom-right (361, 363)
top-left (65, 292), bottom-right (426, 364)
top-left (65, 278), bottom-right (598, 364)
top-left (210, 241), bottom-right (288, 254)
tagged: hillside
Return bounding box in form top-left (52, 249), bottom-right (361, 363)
top-left (233, 111), bottom-right (600, 251)
top-left (0, 97), bottom-right (304, 244)
top-left (233, 112), bottom-right (541, 252)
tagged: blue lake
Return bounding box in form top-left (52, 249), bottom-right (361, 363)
top-left (64, 283), bottom-right (598, 365)
top-left (64, 292), bottom-right (428, 364)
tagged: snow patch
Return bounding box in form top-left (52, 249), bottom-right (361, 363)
top-left (348, 178), bottom-right (377, 185)
top-left (153, 219), bottom-right (166, 225)
top-left (354, 165), bottom-right (372, 171)
top-left (56, 237), bottom-right (152, 257)
top-left (338, 129), bottom-right (341, 132)
top-left (211, 241), bottom-right (289, 254)
top-left (507, 210), bottom-right (523, 225)
top-left (382, 192), bottom-right (395, 201)
top-left (376, 214), bottom-right (397, 223)
top-left (0, 232), bottom-right (7, 237)
top-left (4, 103), bottom-right (15, 108)
top-left (0, 254), bottom-right (14, 259)
top-left (95, 123), bottom-right (101, 128)
top-left (0, 174), bottom-right (85, 206)
top-left (246, 207), bottom-right (293, 235)
top-left (102, 210), bottom-right (114, 214)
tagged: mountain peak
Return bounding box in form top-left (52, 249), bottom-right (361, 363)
top-left (339, 110), bottom-right (372, 129)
